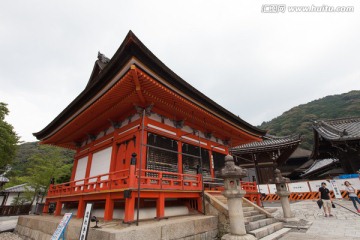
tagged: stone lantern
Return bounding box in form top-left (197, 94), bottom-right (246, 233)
top-left (219, 155), bottom-right (256, 240)
top-left (271, 169), bottom-right (293, 220)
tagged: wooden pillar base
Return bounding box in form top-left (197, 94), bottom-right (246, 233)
top-left (54, 200), bottom-right (62, 216)
top-left (156, 193), bottom-right (165, 219)
top-left (124, 193), bottom-right (135, 223)
top-left (104, 194), bottom-right (114, 221)
top-left (42, 200), bottom-right (50, 214)
top-left (77, 198), bottom-right (85, 219)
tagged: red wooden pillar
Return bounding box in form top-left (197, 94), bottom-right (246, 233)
top-left (70, 158), bottom-right (79, 182)
top-left (42, 200), bottom-right (50, 213)
top-left (104, 193), bottom-right (114, 221)
top-left (124, 192), bottom-right (135, 222)
top-left (85, 153), bottom-right (93, 182)
top-left (109, 141), bottom-right (118, 175)
top-left (177, 140), bottom-right (183, 174)
top-left (129, 156), bottom-right (136, 188)
top-left (156, 193), bottom-right (165, 219)
top-left (209, 150), bottom-right (215, 179)
top-left (77, 197), bottom-right (85, 219)
top-left (54, 200), bottom-right (62, 216)
top-left (197, 197), bottom-right (202, 213)
top-left (139, 127), bottom-right (148, 173)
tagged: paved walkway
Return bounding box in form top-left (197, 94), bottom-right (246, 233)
top-left (0, 216), bottom-right (19, 232)
top-left (265, 200), bottom-right (360, 239)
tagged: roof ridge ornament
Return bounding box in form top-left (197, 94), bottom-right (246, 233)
top-left (98, 51), bottom-right (110, 64)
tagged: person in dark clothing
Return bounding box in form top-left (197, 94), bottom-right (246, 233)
top-left (319, 182), bottom-right (333, 217)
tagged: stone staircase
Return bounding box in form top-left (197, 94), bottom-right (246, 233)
top-left (205, 192), bottom-right (291, 239)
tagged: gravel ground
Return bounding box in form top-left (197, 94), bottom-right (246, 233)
top-left (0, 232), bottom-right (24, 240)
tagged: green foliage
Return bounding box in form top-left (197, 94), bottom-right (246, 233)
top-left (6, 143), bottom-right (75, 192)
top-left (10, 189), bottom-right (32, 206)
top-left (259, 90), bottom-right (360, 150)
top-left (0, 102), bottom-right (19, 173)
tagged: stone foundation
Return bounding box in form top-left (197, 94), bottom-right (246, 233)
top-left (15, 214), bottom-right (218, 240)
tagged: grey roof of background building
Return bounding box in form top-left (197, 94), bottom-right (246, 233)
top-left (231, 134), bottom-right (301, 153)
top-left (313, 117), bottom-right (360, 141)
top-left (1, 183), bottom-right (34, 193)
top-left (0, 175), bottom-right (9, 183)
top-left (301, 158), bottom-right (339, 176)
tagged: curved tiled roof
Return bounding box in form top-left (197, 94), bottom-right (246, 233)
top-left (0, 175), bottom-right (9, 183)
top-left (301, 158), bottom-right (339, 177)
top-left (231, 134), bottom-right (301, 153)
top-left (33, 31), bottom-right (266, 141)
top-left (313, 117), bottom-right (360, 141)
top-left (1, 183), bottom-right (34, 193)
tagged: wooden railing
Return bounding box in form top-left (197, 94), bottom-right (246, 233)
top-left (0, 204), bottom-right (32, 216)
top-left (204, 178), bottom-right (261, 206)
top-left (137, 169), bottom-right (202, 191)
top-left (47, 168), bottom-right (202, 197)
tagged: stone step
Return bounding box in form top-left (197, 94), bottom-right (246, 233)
top-left (243, 210), bottom-right (260, 217)
top-left (244, 214), bottom-right (267, 223)
top-left (245, 218), bottom-right (278, 231)
top-left (242, 207), bottom-right (255, 212)
top-left (249, 222), bottom-right (284, 239)
top-left (259, 228), bottom-right (291, 240)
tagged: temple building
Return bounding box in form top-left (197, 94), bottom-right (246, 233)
top-left (230, 135), bottom-right (301, 184)
top-left (303, 117), bottom-right (360, 179)
top-left (33, 31), bottom-right (266, 222)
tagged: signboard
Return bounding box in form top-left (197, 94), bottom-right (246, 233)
top-left (258, 184), bottom-right (269, 194)
top-left (51, 213), bottom-right (73, 240)
top-left (330, 179), bottom-right (343, 199)
top-left (79, 203), bottom-right (93, 240)
top-left (268, 184), bottom-right (277, 194)
top-left (308, 180), bottom-right (329, 192)
top-left (287, 182), bottom-right (310, 193)
top-left (335, 178), bottom-right (360, 191)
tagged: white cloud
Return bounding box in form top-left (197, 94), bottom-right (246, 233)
top-left (1, 0), bottom-right (359, 142)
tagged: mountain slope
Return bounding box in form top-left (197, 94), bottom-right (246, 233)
top-left (259, 90), bottom-right (360, 150)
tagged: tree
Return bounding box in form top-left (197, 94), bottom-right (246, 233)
top-left (0, 102), bottom-right (19, 173)
top-left (20, 145), bottom-right (73, 205)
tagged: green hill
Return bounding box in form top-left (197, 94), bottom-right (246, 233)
top-left (5, 142), bottom-right (75, 187)
top-left (259, 90), bottom-right (360, 150)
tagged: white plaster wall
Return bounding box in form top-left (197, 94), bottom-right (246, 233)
top-left (6, 193), bottom-right (19, 205)
top-left (149, 113), bottom-right (162, 122)
top-left (107, 126), bottom-right (114, 134)
top-left (74, 156), bottom-right (88, 185)
top-left (182, 125), bottom-right (193, 133)
top-left (89, 147), bottom-right (112, 182)
top-left (96, 131), bottom-right (105, 140)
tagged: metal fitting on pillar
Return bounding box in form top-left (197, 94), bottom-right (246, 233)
top-left (130, 153), bottom-right (137, 165)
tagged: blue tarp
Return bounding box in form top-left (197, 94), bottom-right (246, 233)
top-left (338, 174), bottom-right (359, 179)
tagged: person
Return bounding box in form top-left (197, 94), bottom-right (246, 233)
top-left (344, 181), bottom-right (360, 213)
top-left (319, 182), bottom-right (333, 217)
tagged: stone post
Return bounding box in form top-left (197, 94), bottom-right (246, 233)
top-left (220, 155), bottom-right (256, 240)
top-left (272, 169), bottom-right (295, 221)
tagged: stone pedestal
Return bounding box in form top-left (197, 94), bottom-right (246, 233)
top-left (271, 169), bottom-right (295, 220)
top-left (220, 155), bottom-right (257, 240)
top-left (277, 189), bottom-right (292, 218)
top-left (222, 233), bottom-right (257, 240)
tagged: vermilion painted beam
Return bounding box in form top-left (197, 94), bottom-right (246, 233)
top-left (131, 65), bottom-right (146, 105)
